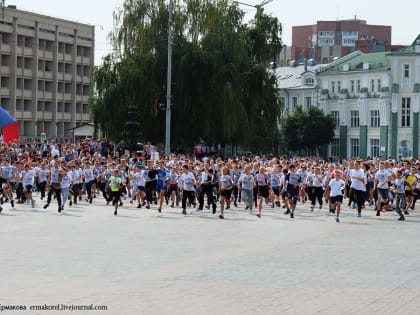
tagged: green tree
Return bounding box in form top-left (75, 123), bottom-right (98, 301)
top-left (281, 106), bottom-right (335, 155)
top-left (90, 0), bottom-right (282, 153)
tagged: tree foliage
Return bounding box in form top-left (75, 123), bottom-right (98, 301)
top-left (90, 0), bottom-right (283, 152)
top-left (281, 106), bottom-right (335, 155)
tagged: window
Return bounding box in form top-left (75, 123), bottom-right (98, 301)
top-left (357, 80), bottom-right (361, 92)
top-left (370, 110), bottom-right (380, 127)
top-left (370, 139), bottom-right (380, 157)
top-left (331, 111), bottom-right (340, 127)
top-left (343, 38), bottom-right (356, 46)
top-left (350, 111), bottom-right (359, 127)
top-left (377, 79), bottom-right (382, 92)
top-left (292, 97), bottom-right (298, 110)
top-left (305, 77), bottom-right (314, 85)
top-left (305, 97), bottom-right (312, 109)
top-left (318, 39), bottom-right (334, 46)
top-left (350, 80), bottom-right (355, 93)
top-left (371, 79), bottom-right (375, 92)
top-left (331, 81), bottom-right (335, 94)
top-left (350, 138), bottom-right (360, 158)
top-left (337, 81), bottom-right (341, 93)
top-left (319, 31), bottom-right (335, 37)
top-left (404, 64), bottom-right (410, 78)
top-left (330, 138), bottom-right (339, 157)
top-left (402, 97), bottom-right (411, 127)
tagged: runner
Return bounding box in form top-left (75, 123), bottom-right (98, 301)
top-left (328, 170), bottom-right (346, 222)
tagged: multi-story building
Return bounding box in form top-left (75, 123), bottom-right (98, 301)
top-left (0, 5), bottom-right (94, 140)
top-left (316, 51), bottom-right (391, 159)
top-left (278, 34), bottom-right (420, 159)
top-left (387, 35), bottom-right (420, 158)
top-left (278, 18), bottom-right (391, 66)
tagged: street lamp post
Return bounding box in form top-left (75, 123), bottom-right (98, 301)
top-left (165, 0), bottom-right (174, 156)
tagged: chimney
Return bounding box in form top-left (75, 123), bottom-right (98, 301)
top-left (304, 58), bottom-right (307, 72)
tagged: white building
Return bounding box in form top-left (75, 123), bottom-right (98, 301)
top-left (278, 35), bottom-right (420, 158)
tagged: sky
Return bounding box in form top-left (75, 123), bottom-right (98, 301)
top-left (7, 0), bottom-right (420, 65)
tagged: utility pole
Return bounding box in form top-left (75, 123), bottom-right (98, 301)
top-left (165, 0), bottom-right (174, 156)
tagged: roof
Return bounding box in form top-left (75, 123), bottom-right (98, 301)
top-left (388, 34), bottom-right (420, 56)
top-left (275, 64), bottom-right (324, 89)
top-left (317, 51), bottom-right (389, 75)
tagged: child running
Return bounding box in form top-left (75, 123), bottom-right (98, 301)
top-left (328, 170), bottom-right (346, 223)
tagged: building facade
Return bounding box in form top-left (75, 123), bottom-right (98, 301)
top-left (278, 35), bottom-right (420, 159)
top-left (316, 51), bottom-right (391, 159)
top-left (0, 5), bottom-right (94, 140)
top-left (279, 18), bottom-right (391, 66)
top-left (387, 35), bottom-right (420, 158)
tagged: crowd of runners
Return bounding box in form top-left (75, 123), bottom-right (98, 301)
top-left (0, 138), bottom-right (418, 222)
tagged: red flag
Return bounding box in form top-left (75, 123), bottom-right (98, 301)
top-left (3, 122), bottom-right (19, 143)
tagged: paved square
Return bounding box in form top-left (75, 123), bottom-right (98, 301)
top-left (1, 195), bottom-right (419, 315)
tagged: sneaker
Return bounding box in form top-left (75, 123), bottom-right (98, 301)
top-left (357, 212), bottom-right (362, 217)
top-left (146, 205), bottom-right (150, 209)
top-left (319, 205), bottom-right (322, 209)
top-left (226, 205), bottom-right (230, 210)
top-left (114, 210), bottom-right (117, 215)
top-left (137, 204), bottom-right (142, 208)
top-left (58, 206), bottom-right (62, 213)
top-left (284, 209), bottom-right (291, 215)
top-left (10, 200), bottom-right (14, 208)
top-left (398, 216), bottom-right (405, 221)
top-left (310, 205), bottom-right (314, 211)
top-left (0, 206), bottom-right (2, 213)
top-left (171, 203), bottom-right (174, 208)
top-left (31, 200), bottom-right (35, 208)
top-left (158, 207), bottom-right (161, 213)
top-left (290, 212), bottom-right (294, 219)
top-left (271, 204), bottom-right (275, 209)
top-left (376, 210), bottom-right (380, 216)
top-left (404, 210), bottom-right (410, 215)
top-left (234, 201), bottom-right (237, 207)
top-left (212, 205), bottom-right (217, 214)
top-left (43, 203), bottom-right (49, 209)
top-left (219, 214), bottom-right (224, 219)
top-left (336, 217), bottom-right (340, 223)
top-left (196, 207), bottom-right (203, 211)
top-left (256, 212), bottom-right (261, 218)
top-left (245, 206), bottom-right (249, 210)
top-left (182, 209), bottom-right (187, 215)
top-left (69, 200), bottom-right (72, 206)
top-left (89, 197), bottom-right (93, 204)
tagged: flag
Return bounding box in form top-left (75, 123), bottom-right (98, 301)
top-left (0, 106), bottom-right (19, 143)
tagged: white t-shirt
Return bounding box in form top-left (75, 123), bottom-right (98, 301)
top-left (350, 169), bottom-right (366, 191)
top-left (179, 172), bottom-right (195, 191)
top-left (22, 169), bottom-right (36, 186)
top-left (329, 178), bottom-right (345, 197)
